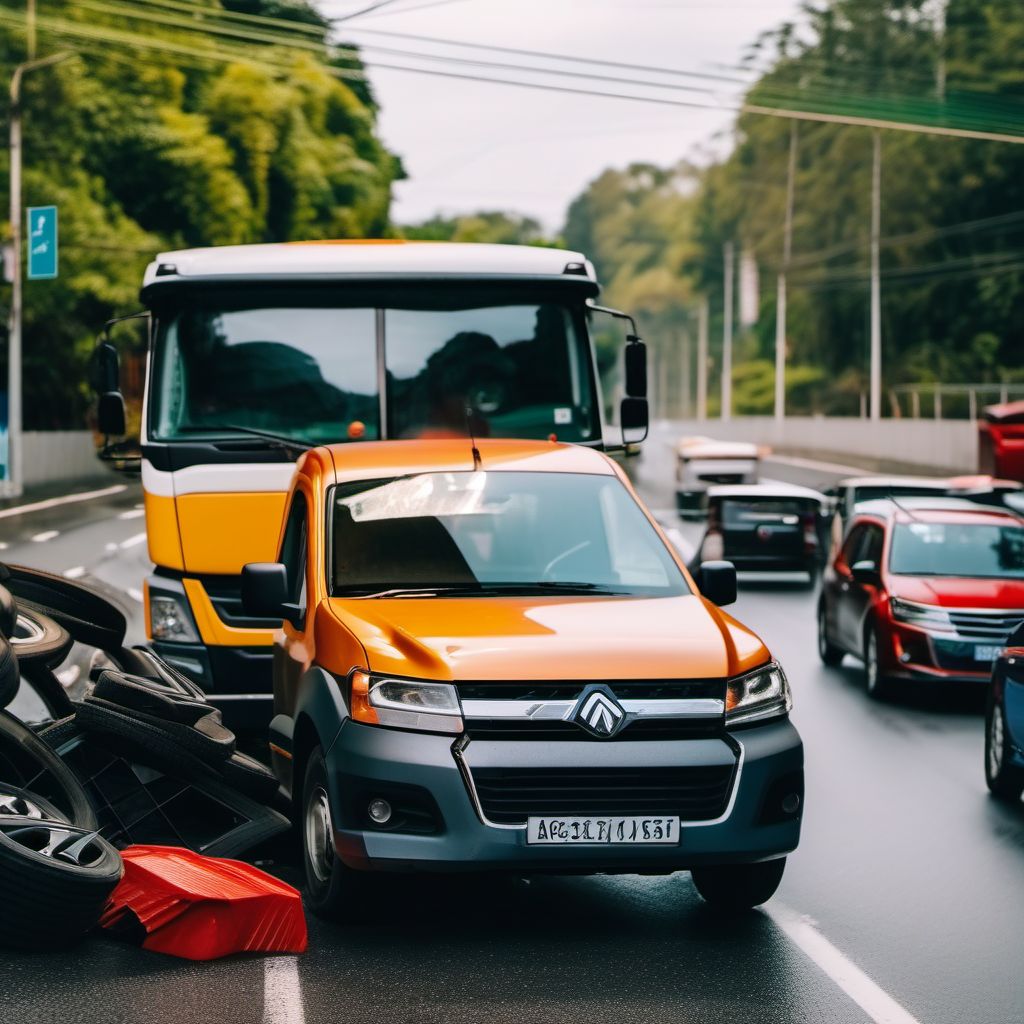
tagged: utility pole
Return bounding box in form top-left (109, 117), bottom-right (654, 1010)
top-left (721, 241), bottom-right (734, 422)
top-left (6, 0), bottom-right (66, 496)
top-left (869, 129), bottom-right (882, 422)
top-left (680, 327), bottom-right (691, 419)
top-left (775, 120), bottom-right (798, 423)
top-left (697, 295), bottom-right (708, 421)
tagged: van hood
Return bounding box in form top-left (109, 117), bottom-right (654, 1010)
top-left (326, 594), bottom-right (767, 681)
top-left (889, 575), bottom-right (1024, 608)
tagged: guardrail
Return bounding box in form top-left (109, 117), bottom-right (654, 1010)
top-left (661, 417), bottom-right (978, 474)
top-left (21, 431), bottom-right (109, 490)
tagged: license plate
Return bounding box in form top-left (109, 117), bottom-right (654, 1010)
top-left (526, 816), bottom-right (679, 845)
top-left (974, 645), bottom-right (1001, 662)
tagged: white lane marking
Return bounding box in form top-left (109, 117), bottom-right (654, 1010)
top-left (770, 904), bottom-right (923, 1024)
top-left (119, 532), bottom-right (148, 549)
top-left (31, 530), bottom-right (59, 543)
top-left (117, 507), bottom-right (146, 520)
top-left (0, 542), bottom-right (8, 550)
top-left (128, 588), bottom-right (145, 604)
top-left (0, 483), bottom-right (126, 519)
top-left (766, 453), bottom-right (870, 476)
top-left (263, 956), bottom-right (305, 1024)
top-left (63, 566), bottom-right (86, 579)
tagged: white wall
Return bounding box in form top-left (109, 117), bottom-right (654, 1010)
top-left (23, 431), bottom-right (110, 488)
top-left (663, 417), bottom-right (978, 473)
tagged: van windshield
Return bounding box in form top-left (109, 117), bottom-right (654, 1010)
top-left (150, 298), bottom-right (598, 445)
top-left (331, 471), bottom-right (689, 597)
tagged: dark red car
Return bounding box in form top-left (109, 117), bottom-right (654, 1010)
top-left (817, 498), bottom-right (1024, 697)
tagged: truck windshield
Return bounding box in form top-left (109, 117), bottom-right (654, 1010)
top-left (331, 471), bottom-right (689, 597)
top-left (150, 299), bottom-right (598, 445)
top-left (889, 520), bottom-right (1024, 578)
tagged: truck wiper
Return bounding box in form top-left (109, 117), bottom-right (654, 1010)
top-left (176, 424), bottom-right (317, 453)
top-left (340, 582), bottom-right (629, 599)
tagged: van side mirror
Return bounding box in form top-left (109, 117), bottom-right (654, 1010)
top-left (624, 340), bottom-right (647, 398)
top-left (241, 562), bottom-right (301, 626)
top-left (698, 560), bottom-right (737, 607)
top-left (620, 397), bottom-right (649, 446)
top-left (97, 391), bottom-right (126, 437)
top-left (850, 560), bottom-right (879, 586)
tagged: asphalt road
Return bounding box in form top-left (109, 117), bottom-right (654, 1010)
top-left (2, 438), bottom-right (1023, 1024)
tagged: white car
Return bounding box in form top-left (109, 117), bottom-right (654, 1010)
top-left (675, 439), bottom-right (760, 517)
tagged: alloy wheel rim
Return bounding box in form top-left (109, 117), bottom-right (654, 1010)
top-left (305, 787), bottom-right (334, 885)
top-left (989, 705), bottom-right (1005, 779)
top-left (0, 790), bottom-right (45, 819)
top-left (0, 819), bottom-right (104, 866)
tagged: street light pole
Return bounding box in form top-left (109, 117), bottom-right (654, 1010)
top-left (722, 241), bottom-right (734, 422)
top-left (5, 43), bottom-right (69, 497)
top-left (869, 129), bottom-right (882, 421)
top-left (775, 119), bottom-right (798, 423)
top-left (697, 295), bottom-right (708, 421)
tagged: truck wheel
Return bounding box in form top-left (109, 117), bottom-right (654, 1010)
top-left (691, 858), bottom-right (786, 911)
top-left (985, 700), bottom-right (1024, 803)
top-left (302, 746), bottom-right (371, 922)
top-left (816, 603), bottom-right (843, 667)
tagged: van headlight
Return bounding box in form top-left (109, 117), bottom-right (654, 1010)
top-left (726, 662), bottom-right (791, 726)
top-left (349, 671), bottom-right (463, 735)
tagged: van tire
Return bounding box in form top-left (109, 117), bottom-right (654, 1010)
top-left (301, 746), bottom-right (372, 922)
top-left (691, 857), bottom-right (786, 911)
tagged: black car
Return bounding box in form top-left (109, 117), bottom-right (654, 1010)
top-left (985, 619), bottom-right (1024, 802)
top-left (698, 484), bottom-right (829, 583)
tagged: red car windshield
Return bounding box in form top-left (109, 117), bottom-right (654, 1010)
top-left (889, 520), bottom-right (1024, 579)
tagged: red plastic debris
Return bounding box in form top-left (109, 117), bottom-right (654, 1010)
top-left (100, 845), bottom-right (307, 960)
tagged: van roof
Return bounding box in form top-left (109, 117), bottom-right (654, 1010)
top-left (142, 240), bottom-right (598, 292)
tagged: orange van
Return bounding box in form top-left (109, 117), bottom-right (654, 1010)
top-left (242, 438), bottom-right (804, 918)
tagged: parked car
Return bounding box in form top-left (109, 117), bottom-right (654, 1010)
top-left (985, 619), bottom-right (1024, 802)
top-left (818, 497), bottom-right (1024, 697)
top-left (979, 400), bottom-right (1024, 484)
top-left (243, 438), bottom-right (804, 919)
top-left (675, 439), bottom-right (761, 517)
top-left (698, 484), bottom-right (829, 583)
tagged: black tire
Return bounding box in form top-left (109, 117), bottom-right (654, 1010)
top-left (302, 746), bottom-right (372, 922)
top-left (0, 635), bottom-right (18, 710)
top-left (985, 697), bottom-right (1024, 802)
top-left (37, 715), bottom-right (81, 750)
top-left (0, 815), bottom-right (122, 950)
top-left (0, 782), bottom-right (68, 823)
top-left (92, 670), bottom-right (214, 726)
top-left (78, 696), bottom-right (234, 765)
top-left (0, 710), bottom-right (97, 829)
top-left (0, 584), bottom-right (16, 639)
top-left (9, 607), bottom-right (72, 669)
top-left (0, 563), bottom-right (127, 653)
top-left (117, 646), bottom-right (207, 701)
top-left (817, 602), bottom-right (844, 667)
top-left (691, 858), bottom-right (786, 911)
top-left (220, 750), bottom-right (281, 804)
top-left (863, 626), bottom-right (891, 700)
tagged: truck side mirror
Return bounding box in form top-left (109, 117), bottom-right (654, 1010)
top-left (620, 397), bottom-right (649, 446)
top-left (97, 392), bottom-right (126, 437)
top-left (624, 340), bottom-right (647, 398)
top-left (698, 560), bottom-right (737, 607)
top-left (90, 340), bottom-right (120, 394)
top-left (241, 562), bottom-right (301, 626)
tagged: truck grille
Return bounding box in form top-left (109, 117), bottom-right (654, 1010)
top-left (947, 609), bottom-right (1024, 642)
top-left (469, 764), bottom-right (736, 825)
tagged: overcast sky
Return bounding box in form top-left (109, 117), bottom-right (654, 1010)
top-left (318, 0), bottom-right (802, 231)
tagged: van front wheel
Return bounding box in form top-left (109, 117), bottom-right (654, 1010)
top-left (301, 746), bottom-right (371, 922)
top-left (691, 858), bottom-right (786, 911)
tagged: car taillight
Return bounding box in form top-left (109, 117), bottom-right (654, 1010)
top-left (801, 512), bottom-right (817, 552)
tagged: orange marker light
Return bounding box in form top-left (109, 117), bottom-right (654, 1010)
top-left (348, 420), bottom-right (366, 440)
top-left (548, 433), bottom-right (558, 443)
top-left (349, 670), bottom-right (380, 725)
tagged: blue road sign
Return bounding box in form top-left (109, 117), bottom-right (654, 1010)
top-left (27, 205), bottom-right (58, 280)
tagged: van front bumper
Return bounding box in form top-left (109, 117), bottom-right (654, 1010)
top-left (324, 718), bottom-right (803, 873)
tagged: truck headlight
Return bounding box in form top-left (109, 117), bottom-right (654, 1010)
top-left (349, 671), bottom-right (463, 735)
top-left (726, 662), bottom-right (791, 726)
top-left (889, 598), bottom-right (953, 633)
top-left (149, 594), bottom-right (199, 643)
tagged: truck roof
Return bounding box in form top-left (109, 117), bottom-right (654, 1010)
top-left (320, 438), bottom-right (616, 485)
top-left (142, 240), bottom-right (598, 292)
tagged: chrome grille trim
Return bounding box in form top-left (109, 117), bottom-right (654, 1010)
top-left (460, 697), bottom-right (725, 721)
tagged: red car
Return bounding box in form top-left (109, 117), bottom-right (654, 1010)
top-left (817, 498), bottom-right (1024, 697)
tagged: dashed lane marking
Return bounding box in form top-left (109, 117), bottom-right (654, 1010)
top-left (770, 904), bottom-right (923, 1024)
top-left (117, 507), bottom-right (146, 520)
top-left (119, 532), bottom-right (148, 549)
top-left (31, 530), bottom-right (59, 543)
top-left (0, 483), bottom-right (126, 519)
top-left (263, 956), bottom-right (305, 1024)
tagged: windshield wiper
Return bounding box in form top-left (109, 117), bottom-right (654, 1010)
top-left (338, 582), bottom-right (630, 599)
top-left (176, 424), bottom-right (318, 453)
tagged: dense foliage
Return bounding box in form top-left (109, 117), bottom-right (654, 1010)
top-left (565, 0), bottom-right (1024, 416)
top-left (0, 0), bottom-right (402, 427)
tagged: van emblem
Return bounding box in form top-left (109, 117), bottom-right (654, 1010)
top-left (571, 686), bottom-right (626, 738)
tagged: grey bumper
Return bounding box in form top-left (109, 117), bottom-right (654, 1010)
top-left (325, 718), bottom-right (803, 873)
